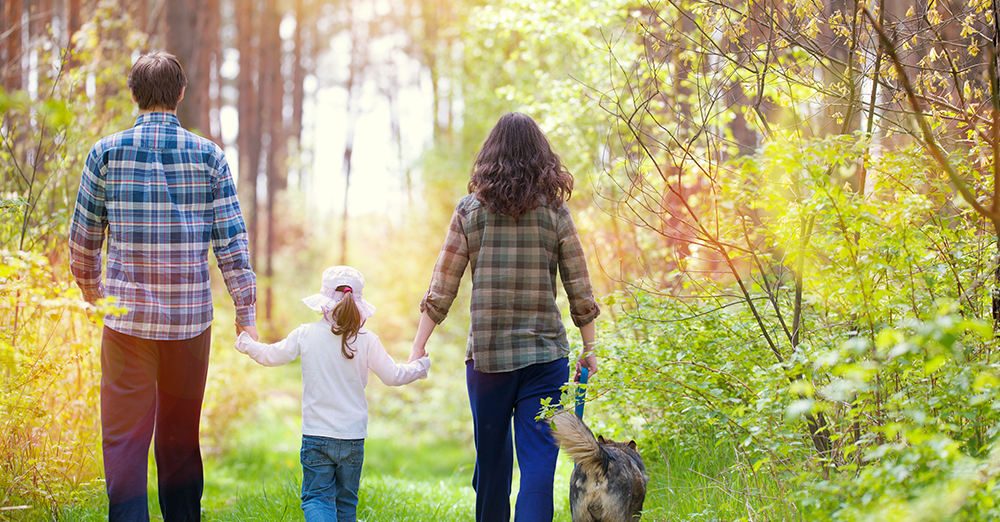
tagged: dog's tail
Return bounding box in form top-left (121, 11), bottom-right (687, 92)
top-left (551, 411), bottom-right (604, 467)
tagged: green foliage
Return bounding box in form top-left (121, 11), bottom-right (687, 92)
top-left (588, 130), bottom-right (1000, 519)
top-left (1, 6), bottom-right (160, 514)
top-left (796, 313), bottom-right (1000, 521)
top-left (0, 250), bottom-right (122, 516)
top-left (0, 3), bottom-right (139, 255)
top-left (640, 433), bottom-right (798, 521)
top-left (5, 0), bottom-right (999, 520)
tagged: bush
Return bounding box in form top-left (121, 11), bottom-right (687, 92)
top-left (0, 250), bottom-right (122, 515)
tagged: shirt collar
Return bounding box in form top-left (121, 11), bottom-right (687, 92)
top-left (134, 112), bottom-right (181, 127)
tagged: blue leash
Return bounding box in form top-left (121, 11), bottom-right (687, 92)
top-left (574, 367), bottom-right (589, 419)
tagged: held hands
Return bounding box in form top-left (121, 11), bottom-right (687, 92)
top-left (408, 343), bottom-right (427, 363)
top-left (236, 321), bottom-right (259, 342)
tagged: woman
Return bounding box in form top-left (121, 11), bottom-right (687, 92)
top-left (410, 112), bottom-right (600, 522)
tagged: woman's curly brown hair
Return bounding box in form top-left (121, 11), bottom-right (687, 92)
top-left (468, 112), bottom-right (574, 218)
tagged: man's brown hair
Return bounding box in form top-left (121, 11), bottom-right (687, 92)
top-left (127, 51), bottom-right (187, 111)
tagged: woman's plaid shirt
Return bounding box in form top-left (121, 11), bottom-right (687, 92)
top-left (421, 194), bottom-right (600, 373)
top-left (69, 113), bottom-right (256, 340)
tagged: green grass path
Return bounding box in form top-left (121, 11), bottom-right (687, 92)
top-left (51, 433), bottom-right (797, 522)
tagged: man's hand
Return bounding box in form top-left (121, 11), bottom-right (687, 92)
top-left (236, 322), bottom-right (259, 341)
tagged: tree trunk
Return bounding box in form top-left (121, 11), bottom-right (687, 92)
top-left (385, 72), bottom-right (412, 206)
top-left (67, 0), bottom-right (81, 44)
top-left (2, 0), bottom-right (24, 93)
top-left (236, 0), bottom-right (260, 265)
top-left (340, 107), bottom-right (355, 266)
top-left (201, 0), bottom-right (220, 142)
top-left (338, 9), bottom-right (367, 266)
top-left (166, 0), bottom-right (215, 138)
top-left (30, 0), bottom-right (52, 46)
top-left (291, 0), bottom-right (306, 145)
top-left (260, 0), bottom-right (283, 322)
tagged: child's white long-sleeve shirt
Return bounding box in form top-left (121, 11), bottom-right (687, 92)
top-left (235, 322), bottom-right (430, 439)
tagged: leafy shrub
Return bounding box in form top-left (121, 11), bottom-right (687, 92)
top-left (798, 311), bottom-right (1000, 521)
top-left (585, 132), bottom-right (1000, 520)
top-left (0, 250), bottom-right (123, 515)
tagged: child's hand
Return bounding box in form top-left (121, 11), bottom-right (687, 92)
top-left (236, 321), bottom-right (259, 341)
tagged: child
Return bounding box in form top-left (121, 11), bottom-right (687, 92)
top-left (235, 265), bottom-right (430, 522)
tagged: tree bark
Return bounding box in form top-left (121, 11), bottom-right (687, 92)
top-left (339, 19), bottom-right (365, 266)
top-left (260, 0), bottom-right (284, 322)
top-left (2, 0), bottom-right (24, 93)
top-left (202, 0), bottom-right (221, 142)
top-left (236, 0), bottom-right (260, 265)
top-left (291, 0), bottom-right (306, 145)
top-left (166, 0), bottom-right (216, 139)
top-left (67, 0), bottom-right (81, 43)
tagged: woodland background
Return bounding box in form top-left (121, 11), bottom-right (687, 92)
top-left (3, 0), bottom-right (1000, 520)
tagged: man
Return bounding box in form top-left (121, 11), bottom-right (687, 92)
top-left (69, 50), bottom-right (257, 522)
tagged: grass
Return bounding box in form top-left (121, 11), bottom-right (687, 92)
top-left (10, 381), bottom-right (799, 522)
top-left (42, 436), bottom-right (569, 522)
top-left (639, 437), bottom-right (799, 522)
top-left (38, 432), bottom-right (795, 522)
top-left (9, 345), bottom-right (795, 522)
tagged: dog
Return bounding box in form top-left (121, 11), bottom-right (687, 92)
top-left (551, 411), bottom-right (648, 522)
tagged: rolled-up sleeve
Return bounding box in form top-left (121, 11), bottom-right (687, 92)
top-left (210, 153), bottom-right (257, 326)
top-left (557, 207), bottom-right (600, 327)
top-left (69, 146), bottom-right (108, 304)
top-left (420, 208), bottom-right (469, 324)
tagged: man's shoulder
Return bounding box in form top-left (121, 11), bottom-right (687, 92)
top-left (171, 127), bottom-right (227, 164)
top-left (91, 126), bottom-right (137, 154)
top-left (91, 123), bottom-right (222, 154)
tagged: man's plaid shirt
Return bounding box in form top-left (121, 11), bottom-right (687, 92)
top-left (421, 194), bottom-right (600, 373)
top-left (69, 113), bottom-right (256, 340)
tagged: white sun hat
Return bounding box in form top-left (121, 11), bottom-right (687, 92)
top-left (301, 266), bottom-right (376, 323)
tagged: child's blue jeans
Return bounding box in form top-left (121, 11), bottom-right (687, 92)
top-left (300, 435), bottom-right (365, 522)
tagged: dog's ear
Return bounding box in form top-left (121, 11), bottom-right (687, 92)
top-left (597, 435), bottom-right (607, 444)
top-left (627, 440), bottom-right (638, 451)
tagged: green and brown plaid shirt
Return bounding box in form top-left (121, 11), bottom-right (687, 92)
top-left (421, 194), bottom-right (600, 373)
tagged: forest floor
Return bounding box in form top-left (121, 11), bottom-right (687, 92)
top-left (38, 338), bottom-right (796, 522)
top-left (48, 421), bottom-right (794, 522)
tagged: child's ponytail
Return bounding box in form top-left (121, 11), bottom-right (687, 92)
top-left (330, 286), bottom-right (362, 359)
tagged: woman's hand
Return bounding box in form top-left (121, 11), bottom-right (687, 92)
top-left (409, 311), bottom-right (437, 362)
top-left (575, 350), bottom-right (597, 382)
top-left (408, 344), bottom-right (427, 362)
top-left (574, 319), bottom-right (597, 382)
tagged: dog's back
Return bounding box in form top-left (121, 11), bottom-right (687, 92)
top-left (552, 412), bottom-right (648, 522)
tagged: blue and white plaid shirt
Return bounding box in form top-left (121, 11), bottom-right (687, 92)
top-left (69, 112), bottom-right (256, 340)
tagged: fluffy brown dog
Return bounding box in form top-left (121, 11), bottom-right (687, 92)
top-left (551, 412), bottom-right (648, 522)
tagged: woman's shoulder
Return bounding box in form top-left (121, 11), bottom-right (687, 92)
top-left (456, 193), bottom-right (483, 213)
